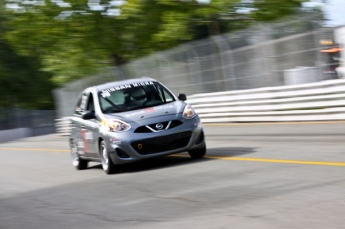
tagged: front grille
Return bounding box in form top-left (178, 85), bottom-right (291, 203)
top-left (131, 131), bottom-right (192, 155)
top-left (134, 120), bottom-right (183, 133)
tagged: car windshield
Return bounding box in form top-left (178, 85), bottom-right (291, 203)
top-left (99, 81), bottom-right (176, 113)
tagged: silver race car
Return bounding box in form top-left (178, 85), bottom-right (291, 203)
top-left (70, 78), bottom-right (206, 174)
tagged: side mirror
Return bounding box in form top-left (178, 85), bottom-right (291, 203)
top-left (82, 110), bottom-right (96, 120)
top-left (178, 93), bottom-right (187, 101)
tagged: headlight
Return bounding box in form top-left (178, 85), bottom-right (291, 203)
top-left (102, 119), bottom-right (131, 132)
top-left (182, 105), bottom-right (197, 119)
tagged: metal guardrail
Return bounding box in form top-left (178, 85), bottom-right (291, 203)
top-left (186, 79), bottom-right (345, 123)
top-left (55, 79), bottom-right (345, 135)
top-left (55, 118), bottom-right (71, 136)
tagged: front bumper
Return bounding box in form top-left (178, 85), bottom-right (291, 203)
top-left (103, 116), bottom-right (205, 165)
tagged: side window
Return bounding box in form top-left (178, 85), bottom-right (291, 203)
top-left (163, 90), bottom-right (174, 102)
top-left (74, 93), bottom-right (88, 115)
top-left (155, 84), bottom-right (174, 103)
top-left (86, 93), bottom-right (95, 112)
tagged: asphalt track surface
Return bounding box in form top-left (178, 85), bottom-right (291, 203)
top-left (0, 122), bottom-right (344, 229)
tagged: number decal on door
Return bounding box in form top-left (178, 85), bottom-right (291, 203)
top-left (81, 129), bottom-right (94, 152)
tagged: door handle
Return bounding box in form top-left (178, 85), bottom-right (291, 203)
top-left (81, 125), bottom-right (85, 128)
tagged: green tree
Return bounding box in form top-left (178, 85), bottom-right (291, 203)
top-left (3, 0), bottom-right (316, 85)
top-left (0, 5), bottom-right (56, 109)
top-left (250, 0), bottom-right (306, 21)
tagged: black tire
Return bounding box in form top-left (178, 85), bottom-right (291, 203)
top-left (188, 145), bottom-right (206, 159)
top-left (100, 141), bottom-right (121, 174)
top-left (70, 139), bottom-right (88, 170)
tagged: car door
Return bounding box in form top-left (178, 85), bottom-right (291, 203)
top-left (71, 92), bottom-right (91, 157)
top-left (79, 91), bottom-right (99, 158)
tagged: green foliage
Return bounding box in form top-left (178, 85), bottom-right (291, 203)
top-left (0, 42), bottom-right (56, 109)
top-left (2, 0), bottom-right (317, 88)
top-left (0, 7), bottom-right (56, 109)
top-left (250, 0), bottom-right (306, 21)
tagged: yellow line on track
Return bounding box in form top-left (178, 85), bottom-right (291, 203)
top-left (1, 148), bottom-right (344, 167)
top-left (203, 121), bottom-right (345, 126)
top-left (171, 155), bottom-right (345, 167)
top-left (205, 156), bottom-right (345, 167)
top-left (0, 148), bottom-right (69, 152)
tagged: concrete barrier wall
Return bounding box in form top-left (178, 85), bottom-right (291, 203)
top-left (0, 127), bottom-right (55, 143)
top-left (0, 128), bottom-right (32, 143)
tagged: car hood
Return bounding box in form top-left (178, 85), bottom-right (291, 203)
top-left (104, 101), bottom-right (186, 122)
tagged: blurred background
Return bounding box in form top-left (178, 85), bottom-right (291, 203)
top-left (0, 0), bottom-right (344, 140)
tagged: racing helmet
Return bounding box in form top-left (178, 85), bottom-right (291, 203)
top-left (130, 87), bottom-right (147, 104)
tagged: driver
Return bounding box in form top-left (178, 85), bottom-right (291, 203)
top-left (128, 87), bottom-right (147, 105)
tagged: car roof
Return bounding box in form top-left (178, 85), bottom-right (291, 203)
top-left (88, 77), bottom-right (157, 92)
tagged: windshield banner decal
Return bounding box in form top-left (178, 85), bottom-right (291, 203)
top-left (101, 81), bottom-right (155, 98)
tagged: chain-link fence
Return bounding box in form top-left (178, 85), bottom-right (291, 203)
top-left (54, 17), bottom-right (340, 118)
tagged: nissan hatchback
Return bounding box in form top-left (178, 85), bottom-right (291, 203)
top-left (70, 78), bottom-right (206, 174)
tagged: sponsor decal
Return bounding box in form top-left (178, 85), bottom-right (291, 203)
top-left (77, 139), bottom-right (85, 154)
top-left (132, 81), bottom-right (154, 87)
top-left (84, 131), bottom-right (94, 141)
top-left (81, 129), bottom-right (94, 152)
top-left (124, 104), bottom-right (174, 117)
top-left (81, 129), bottom-right (89, 152)
top-left (144, 107), bottom-right (156, 113)
top-left (101, 119), bottom-right (107, 126)
top-left (156, 104), bottom-right (174, 109)
top-left (124, 110), bottom-right (146, 117)
top-left (101, 81), bottom-right (154, 98)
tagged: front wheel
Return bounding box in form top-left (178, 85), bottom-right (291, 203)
top-left (100, 141), bottom-right (121, 174)
top-left (70, 139), bottom-right (88, 170)
top-left (188, 145), bottom-right (206, 159)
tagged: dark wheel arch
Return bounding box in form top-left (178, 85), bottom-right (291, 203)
top-left (188, 145), bottom-right (206, 159)
top-left (99, 140), bottom-right (121, 174)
